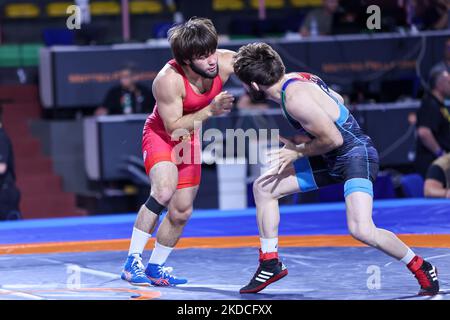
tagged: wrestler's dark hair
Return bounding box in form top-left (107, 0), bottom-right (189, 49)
top-left (168, 17), bottom-right (218, 66)
top-left (233, 42), bottom-right (285, 87)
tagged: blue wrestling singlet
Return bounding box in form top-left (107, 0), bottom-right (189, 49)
top-left (280, 72), bottom-right (379, 197)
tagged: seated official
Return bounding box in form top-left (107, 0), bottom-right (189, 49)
top-left (95, 67), bottom-right (155, 116)
top-left (424, 153), bottom-right (450, 198)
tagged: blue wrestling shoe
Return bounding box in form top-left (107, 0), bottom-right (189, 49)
top-left (145, 263), bottom-right (188, 286)
top-left (121, 254), bottom-right (152, 286)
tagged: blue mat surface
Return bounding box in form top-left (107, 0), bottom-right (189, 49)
top-left (1, 248), bottom-right (450, 300)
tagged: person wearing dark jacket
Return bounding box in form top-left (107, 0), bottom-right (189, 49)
top-left (95, 66), bottom-right (155, 116)
top-left (415, 70), bottom-right (450, 177)
top-left (0, 105), bottom-right (21, 220)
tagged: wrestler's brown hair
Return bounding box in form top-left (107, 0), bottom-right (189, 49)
top-left (233, 42), bottom-right (285, 86)
top-left (168, 17), bottom-right (218, 66)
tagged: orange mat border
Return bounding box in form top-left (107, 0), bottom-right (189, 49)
top-left (1, 234), bottom-right (450, 255)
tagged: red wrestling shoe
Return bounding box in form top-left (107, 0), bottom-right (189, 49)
top-left (407, 256), bottom-right (439, 296)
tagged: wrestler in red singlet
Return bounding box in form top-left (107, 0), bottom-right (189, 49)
top-left (122, 17), bottom-right (236, 287)
top-left (142, 59), bottom-right (223, 189)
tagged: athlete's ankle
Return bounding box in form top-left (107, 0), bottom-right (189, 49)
top-left (260, 251), bottom-right (279, 262)
top-left (407, 255), bottom-right (423, 273)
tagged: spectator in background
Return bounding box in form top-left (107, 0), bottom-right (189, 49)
top-left (369, 0), bottom-right (408, 31)
top-left (334, 0), bottom-right (408, 34)
top-left (299, 0), bottom-right (340, 37)
top-left (411, 0), bottom-right (448, 31)
top-left (95, 66), bottom-right (155, 116)
top-left (429, 38), bottom-right (450, 80)
top-left (331, 0), bottom-right (363, 34)
top-left (0, 106), bottom-right (21, 220)
top-left (350, 81), bottom-right (375, 105)
top-left (415, 69), bottom-right (450, 177)
top-left (424, 153), bottom-right (450, 198)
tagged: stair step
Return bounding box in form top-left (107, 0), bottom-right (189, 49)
top-left (17, 181), bottom-right (62, 195)
top-left (9, 135), bottom-right (36, 147)
top-left (11, 140), bottom-right (42, 158)
top-left (15, 157), bottom-right (53, 175)
top-left (22, 193), bottom-right (76, 207)
top-left (0, 85), bottom-right (38, 103)
top-left (16, 166), bottom-right (53, 177)
top-left (22, 210), bottom-right (86, 219)
top-left (22, 208), bottom-right (85, 219)
top-left (3, 123), bottom-right (31, 137)
top-left (2, 102), bottom-right (41, 110)
top-left (3, 109), bottom-right (40, 120)
top-left (1, 84), bottom-right (85, 219)
top-left (20, 194), bottom-right (84, 219)
top-left (17, 175), bottom-right (62, 194)
top-left (3, 102), bottom-right (40, 109)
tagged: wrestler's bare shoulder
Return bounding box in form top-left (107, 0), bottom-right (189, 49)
top-left (152, 64), bottom-right (184, 94)
top-left (217, 49), bottom-right (235, 80)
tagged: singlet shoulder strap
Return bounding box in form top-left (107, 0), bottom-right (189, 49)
top-left (281, 76), bottom-right (349, 128)
top-left (281, 78), bottom-right (305, 127)
top-left (168, 59), bottom-right (185, 76)
top-left (281, 77), bottom-right (313, 109)
top-left (281, 77), bottom-right (306, 94)
top-left (167, 59), bottom-right (193, 95)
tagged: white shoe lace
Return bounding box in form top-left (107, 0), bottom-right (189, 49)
top-left (159, 265), bottom-right (176, 279)
top-left (131, 257), bottom-right (146, 277)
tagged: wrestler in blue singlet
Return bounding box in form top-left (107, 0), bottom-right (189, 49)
top-left (280, 72), bottom-right (379, 197)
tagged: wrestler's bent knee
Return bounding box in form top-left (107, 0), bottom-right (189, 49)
top-left (168, 208), bottom-right (193, 226)
top-left (348, 224), bottom-right (376, 246)
top-left (253, 179), bottom-right (274, 201)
